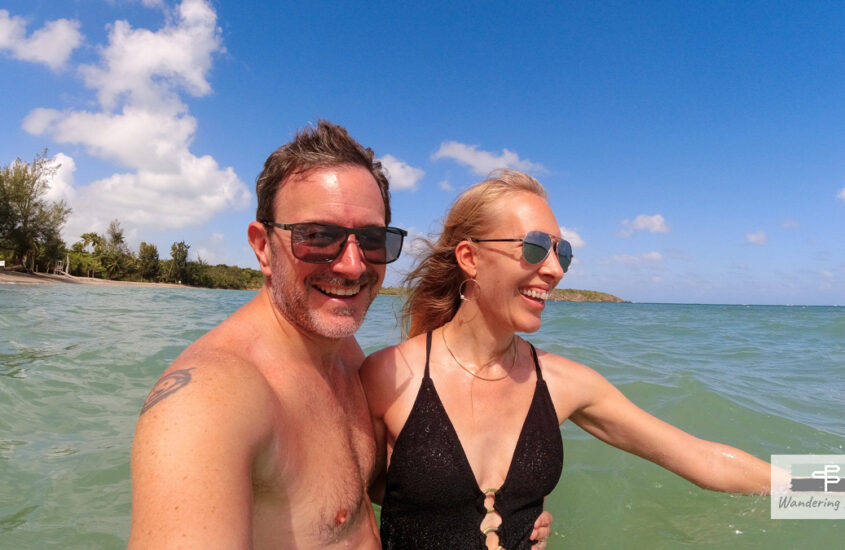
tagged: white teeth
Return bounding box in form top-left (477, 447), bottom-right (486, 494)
top-left (520, 288), bottom-right (549, 300)
top-left (316, 285), bottom-right (360, 296)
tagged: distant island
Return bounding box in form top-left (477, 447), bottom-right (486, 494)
top-left (379, 287), bottom-right (626, 303)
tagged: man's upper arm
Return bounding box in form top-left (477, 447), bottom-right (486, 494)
top-left (129, 364), bottom-right (274, 549)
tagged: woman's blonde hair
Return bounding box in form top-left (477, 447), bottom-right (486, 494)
top-left (402, 170), bottom-right (547, 337)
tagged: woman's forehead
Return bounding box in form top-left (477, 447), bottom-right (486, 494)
top-left (490, 192), bottom-right (560, 237)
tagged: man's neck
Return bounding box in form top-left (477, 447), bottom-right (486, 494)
top-left (259, 287), bottom-right (351, 378)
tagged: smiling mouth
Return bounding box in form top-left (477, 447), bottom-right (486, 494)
top-left (520, 288), bottom-right (549, 301)
top-left (314, 283), bottom-right (362, 298)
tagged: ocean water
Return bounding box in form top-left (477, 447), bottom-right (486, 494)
top-left (1, 284), bottom-right (842, 548)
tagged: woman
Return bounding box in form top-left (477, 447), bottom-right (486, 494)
top-left (361, 170), bottom-right (771, 550)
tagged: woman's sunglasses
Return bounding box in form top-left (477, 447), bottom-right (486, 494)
top-left (471, 230), bottom-right (573, 273)
top-left (261, 221), bottom-right (407, 264)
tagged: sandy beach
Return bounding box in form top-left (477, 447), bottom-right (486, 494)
top-left (0, 269), bottom-right (188, 288)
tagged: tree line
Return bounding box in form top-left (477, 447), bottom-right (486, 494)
top-left (1, 151), bottom-right (263, 290)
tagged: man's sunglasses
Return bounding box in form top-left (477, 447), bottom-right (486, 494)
top-left (471, 230), bottom-right (573, 273)
top-left (260, 221), bottom-right (407, 264)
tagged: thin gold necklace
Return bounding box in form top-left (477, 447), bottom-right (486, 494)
top-left (441, 328), bottom-right (517, 382)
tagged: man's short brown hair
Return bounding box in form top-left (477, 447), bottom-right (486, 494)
top-left (256, 120), bottom-right (392, 224)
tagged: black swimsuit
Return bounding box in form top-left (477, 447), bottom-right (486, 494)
top-left (380, 332), bottom-right (564, 550)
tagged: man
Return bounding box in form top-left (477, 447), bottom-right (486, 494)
top-left (129, 121), bottom-right (401, 548)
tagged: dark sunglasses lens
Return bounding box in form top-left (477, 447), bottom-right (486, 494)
top-left (557, 240), bottom-right (573, 273)
top-left (522, 231), bottom-right (552, 264)
top-left (360, 228), bottom-right (405, 264)
top-left (291, 224), bottom-right (346, 263)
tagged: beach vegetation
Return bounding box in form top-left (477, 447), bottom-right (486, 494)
top-left (167, 241), bottom-right (190, 283)
top-left (0, 151), bottom-right (261, 290)
top-left (138, 242), bottom-right (161, 281)
top-left (0, 149), bottom-right (71, 272)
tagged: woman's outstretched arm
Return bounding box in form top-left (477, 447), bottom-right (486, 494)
top-left (545, 353), bottom-right (771, 494)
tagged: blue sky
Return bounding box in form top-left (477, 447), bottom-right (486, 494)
top-left (2, 0), bottom-right (844, 305)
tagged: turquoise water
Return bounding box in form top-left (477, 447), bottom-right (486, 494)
top-left (1, 285), bottom-right (842, 548)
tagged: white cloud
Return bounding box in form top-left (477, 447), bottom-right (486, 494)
top-left (431, 141), bottom-right (545, 176)
top-left (782, 218), bottom-right (800, 229)
top-left (838, 187), bottom-right (845, 202)
top-left (619, 214), bottom-right (669, 237)
top-left (43, 153), bottom-right (77, 204)
top-left (560, 226), bottom-right (584, 248)
top-left (79, 0), bottom-right (220, 112)
top-left (0, 10), bottom-right (83, 70)
top-left (378, 154), bottom-right (424, 191)
top-left (438, 180), bottom-right (453, 191)
top-left (611, 251), bottom-right (663, 264)
top-left (22, 0), bottom-right (250, 242)
top-left (24, 107), bottom-right (198, 172)
top-left (746, 231), bottom-right (767, 246)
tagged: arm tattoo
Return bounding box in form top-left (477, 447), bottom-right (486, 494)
top-left (141, 368), bottom-right (194, 414)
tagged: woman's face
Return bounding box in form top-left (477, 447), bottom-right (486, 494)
top-left (471, 191), bottom-right (566, 335)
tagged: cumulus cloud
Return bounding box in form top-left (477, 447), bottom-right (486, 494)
top-left (619, 214), bottom-right (669, 237)
top-left (438, 180), bottom-right (453, 191)
top-left (22, 0), bottom-right (250, 240)
top-left (0, 10), bottom-right (83, 70)
top-left (838, 187), bottom-right (845, 203)
top-left (560, 226), bottom-right (584, 248)
top-left (379, 154), bottom-right (424, 191)
top-left (746, 231), bottom-right (767, 246)
top-left (42, 153), bottom-right (77, 204)
top-left (611, 251), bottom-right (663, 264)
top-left (431, 141), bottom-right (545, 176)
top-left (782, 218), bottom-right (800, 229)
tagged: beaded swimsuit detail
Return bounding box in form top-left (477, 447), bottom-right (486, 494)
top-left (380, 332), bottom-right (564, 549)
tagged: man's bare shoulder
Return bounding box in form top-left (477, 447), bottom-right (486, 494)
top-left (139, 350), bottom-right (273, 418)
top-left (136, 291), bottom-right (282, 418)
top-left (129, 345), bottom-right (283, 548)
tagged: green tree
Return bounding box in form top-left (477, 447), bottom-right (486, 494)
top-left (80, 232), bottom-right (105, 255)
top-left (138, 242), bottom-right (161, 281)
top-left (101, 219), bottom-right (133, 279)
top-left (169, 241), bottom-right (190, 283)
top-left (71, 234), bottom-right (105, 277)
top-left (0, 150), bottom-right (71, 270)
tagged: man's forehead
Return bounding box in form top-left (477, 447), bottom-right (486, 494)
top-left (274, 165), bottom-right (384, 222)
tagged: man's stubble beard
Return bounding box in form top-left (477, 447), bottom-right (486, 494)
top-left (268, 242), bottom-right (380, 339)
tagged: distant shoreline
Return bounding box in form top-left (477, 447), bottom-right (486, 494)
top-left (379, 286), bottom-right (626, 303)
top-left (0, 269), bottom-right (189, 288)
top-left (0, 271), bottom-right (627, 302)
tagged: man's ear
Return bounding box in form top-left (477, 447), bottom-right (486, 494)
top-left (248, 221), bottom-right (273, 277)
top-left (454, 239), bottom-right (478, 279)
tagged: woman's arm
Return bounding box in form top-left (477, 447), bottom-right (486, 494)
top-left (548, 356), bottom-right (771, 494)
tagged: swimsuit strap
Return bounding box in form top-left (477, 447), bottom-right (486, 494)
top-left (424, 331), bottom-right (433, 379)
top-left (528, 341), bottom-right (544, 381)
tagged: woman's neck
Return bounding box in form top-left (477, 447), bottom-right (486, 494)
top-left (442, 309), bottom-right (515, 366)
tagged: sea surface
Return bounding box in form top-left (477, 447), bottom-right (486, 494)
top-left (1, 284), bottom-right (843, 548)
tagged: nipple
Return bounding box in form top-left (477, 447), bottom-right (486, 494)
top-left (334, 509), bottom-right (348, 525)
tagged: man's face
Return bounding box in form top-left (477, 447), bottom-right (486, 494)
top-left (267, 165), bottom-right (387, 339)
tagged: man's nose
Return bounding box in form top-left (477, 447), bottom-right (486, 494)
top-left (331, 236), bottom-right (368, 279)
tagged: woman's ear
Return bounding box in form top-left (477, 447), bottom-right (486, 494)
top-left (454, 239), bottom-right (478, 279)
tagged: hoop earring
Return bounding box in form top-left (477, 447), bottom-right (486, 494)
top-left (459, 278), bottom-right (480, 301)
